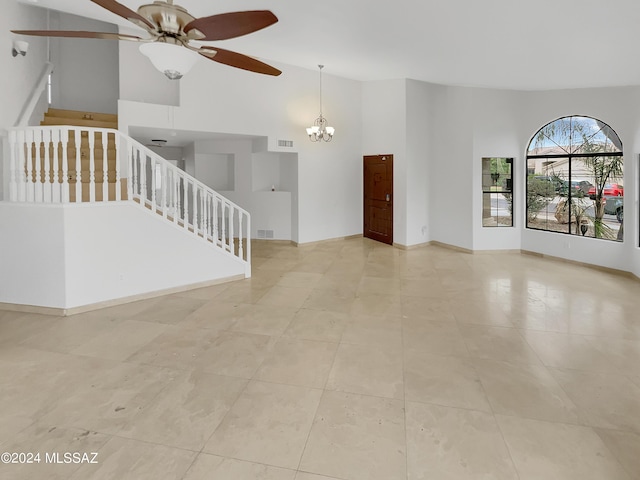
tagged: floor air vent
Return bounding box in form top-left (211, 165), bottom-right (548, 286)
top-left (257, 229), bottom-right (275, 239)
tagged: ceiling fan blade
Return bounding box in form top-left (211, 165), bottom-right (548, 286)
top-left (11, 30), bottom-right (145, 41)
top-left (91, 0), bottom-right (156, 30)
top-left (185, 10), bottom-right (277, 41)
top-left (199, 47), bottom-right (281, 76)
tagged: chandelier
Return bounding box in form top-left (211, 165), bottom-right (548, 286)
top-left (306, 65), bottom-right (335, 142)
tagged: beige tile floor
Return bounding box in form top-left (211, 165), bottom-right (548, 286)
top-left (1, 237), bottom-right (640, 479)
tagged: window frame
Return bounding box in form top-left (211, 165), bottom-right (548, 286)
top-left (525, 116), bottom-right (623, 241)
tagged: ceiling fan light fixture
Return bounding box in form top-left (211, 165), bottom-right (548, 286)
top-left (11, 3), bottom-right (280, 77)
top-left (139, 41), bottom-right (200, 80)
top-left (307, 65), bottom-right (334, 142)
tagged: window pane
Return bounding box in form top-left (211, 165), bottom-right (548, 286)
top-left (528, 116), bottom-right (622, 156)
top-left (526, 117), bottom-right (623, 242)
top-left (526, 174), bottom-right (560, 232)
top-left (482, 157), bottom-right (513, 227)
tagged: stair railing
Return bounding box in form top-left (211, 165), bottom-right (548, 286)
top-left (7, 125), bottom-right (251, 268)
top-left (127, 136), bottom-right (250, 264)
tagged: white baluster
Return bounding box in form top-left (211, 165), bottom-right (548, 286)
top-left (115, 133), bottom-right (122, 201)
top-left (150, 158), bottom-right (157, 210)
top-left (74, 128), bottom-right (82, 203)
top-left (61, 129), bottom-right (69, 203)
top-left (9, 130), bottom-right (18, 202)
top-left (200, 189), bottom-right (205, 236)
top-left (208, 195), bottom-right (214, 241)
top-left (238, 210), bottom-right (244, 260)
top-left (203, 192), bottom-right (209, 240)
top-left (25, 129), bottom-right (35, 202)
top-left (102, 130), bottom-right (108, 202)
top-left (165, 166), bottom-right (171, 216)
top-left (221, 201), bottom-right (226, 249)
top-left (213, 196), bottom-right (219, 245)
top-left (88, 130), bottom-right (96, 202)
top-left (131, 144), bottom-right (138, 199)
top-left (140, 151), bottom-right (147, 205)
top-left (173, 170), bottom-right (179, 223)
top-left (17, 130), bottom-right (27, 202)
top-left (161, 162), bottom-right (167, 218)
top-left (246, 214), bottom-right (251, 266)
top-left (229, 205), bottom-right (235, 254)
top-left (192, 180), bottom-right (198, 234)
top-left (127, 140), bottom-right (134, 200)
top-left (171, 171), bottom-right (176, 220)
top-left (194, 190), bottom-right (204, 236)
top-left (183, 179), bottom-right (189, 230)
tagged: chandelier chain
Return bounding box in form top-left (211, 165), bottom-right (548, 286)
top-left (319, 64), bottom-right (323, 117)
top-left (306, 64), bottom-right (334, 142)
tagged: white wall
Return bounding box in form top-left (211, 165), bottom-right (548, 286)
top-left (147, 145), bottom-right (183, 163)
top-left (429, 86), bottom-right (474, 250)
top-left (406, 80), bottom-right (432, 246)
top-left (0, 202), bottom-right (246, 309)
top-left (471, 88), bottom-right (524, 250)
top-left (196, 153), bottom-right (234, 191)
top-left (252, 152), bottom-right (281, 192)
top-left (118, 60), bottom-right (362, 244)
top-left (426, 82), bottom-right (640, 274)
top-left (361, 80), bottom-right (407, 244)
top-left (0, 203), bottom-right (67, 307)
top-left (115, 38), bottom-right (640, 275)
top-left (183, 142), bottom-right (195, 177)
top-left (118, 32), bottom-right (179, 106)
top-left (518, 86), bottom-right (640, 272)
top-left (192, 139), bottom-right (293, 241)
top-left (48, 11), bottom-right (119, 114)
top-left (280, 153), bottom-right (299, 243)
top-left (194, 138), bottom-right (250, 194)
top-left (361, 79), bottom-right (434, 247)
top-left (0, 3), bottom-right (48, 200)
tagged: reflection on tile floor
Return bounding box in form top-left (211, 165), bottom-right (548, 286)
top-left (1, 238), bottom-right (640, 479)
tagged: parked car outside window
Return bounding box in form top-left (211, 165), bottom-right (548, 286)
top-left (534, 176), bottom-right (563, 193)
top-left (559, 180), bottom-right (593, 197)
top-left (603, 196), bottom-right (624, 223)
top-left (588, 183), bottom-right (623, 199)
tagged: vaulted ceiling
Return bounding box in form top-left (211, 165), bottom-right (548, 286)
top-left (16, 0), bottom-right (640, 90)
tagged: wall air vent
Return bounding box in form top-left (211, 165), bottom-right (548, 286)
top-left (257, 229), bottom-right (275, 239)
top-left (278, 140), bottom-right (294, 148)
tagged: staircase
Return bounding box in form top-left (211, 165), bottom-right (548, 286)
top-left (7, 111), bottom-right (251, 277)
top-left (37, 108), bottom-right (122, 202)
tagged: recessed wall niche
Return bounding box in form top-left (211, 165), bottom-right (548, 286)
top-left (195, 153), bottom-right (235, 191)
top-left (252, 152), bottom-right (282, 192)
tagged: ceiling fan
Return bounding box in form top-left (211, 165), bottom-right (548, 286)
top-left (11, 0), bottom-right (281, 79)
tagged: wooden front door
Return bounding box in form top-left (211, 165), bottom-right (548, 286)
top-left (363, 154), bottom-right (393, 245)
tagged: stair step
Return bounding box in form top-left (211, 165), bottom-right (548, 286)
top-left (41, 116), bottom-right (118, 129)
top-left (45, 108), bottom-right (118, 123)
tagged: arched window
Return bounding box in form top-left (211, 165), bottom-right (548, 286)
top-left (526, 116), bottom-right (623, 241)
